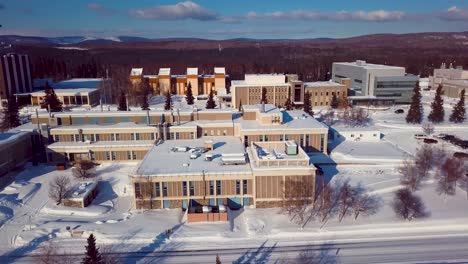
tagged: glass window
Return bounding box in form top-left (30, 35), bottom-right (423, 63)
top-left (163, 183), bottom-right (168, 197)
top-left (120, 116), bottom-right (130, 123)
top-left (151, 133), bottom-right (155, 140)
top-left (190, 181), bottom-right (195, 196)
top-left (243, 180), bottom-right (248, 194)
top-left (90, 134), bottom-right (95, 142)
top-left (115, 134), bottom-right (120, 141)
top-left (183, 182), bottom-right (187, 196)
top-left (95, 134), bottom-right (100, 141)
top-left (136, 133), bottom-right (140, 140)
top-left (127, 151), bottom-right (131, 160)
top-left (111, 151), bottom-right (116, 160)
top-left (72, 117), bottom-right (85, 125)
top-left (132, 151), bottom-right (136, 160)
top-left (89, 117), bottom-right (99, 124)
top-left (82, 96), bottom-right (88, 105)
top-left (54, 135), bottom-right (59, 142)
top-left (209, 181), bottom-right (214, 195)
top-left (135, 183), bottom-right (142, 198)
top-left (105, 151), bottom-right (110, 160)
top-left (103, 117), bottom-right (115, 124)
top-left (236, 180), bottom-right (241, 195)
top-left (216, 180), bottom-right (222, 195)
top-left (155, 182), bottom-right (161, 197)
top-left (131, 134), bottom-right (135, 140)
top-left (111, 134), bottom-right (115, 141)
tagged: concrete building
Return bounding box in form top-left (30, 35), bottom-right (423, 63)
top-left (28, 78), bottom-right (102, 107)
top-left (0, 53), bottom-right (33, 106)
top-left (332, 60), bottom-right (418, 104)
top-left (130, 67), bottom-right (226, 96)
top-left (304, 80), bottom-right (349, 107)
top-left (429, 64), bottom-right (468, 98)
top-left (231, 74), bottom-right (292, 109)
top-left (31, 103), bottom-right (327, 209)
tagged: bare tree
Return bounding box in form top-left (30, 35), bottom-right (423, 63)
top-left (281, 177), bottom-right (314, 226)
top-left (435, 157), bottom-right (466, 196)
top-left (337, 180), bottom-right (356, 222)
top-left (72, 159), bottom-right (98, 180)
top-left (421, 122), bottom-right (434, 135)
top-left (38, 242), bottom-right (74, 264)
top-left (398, 158), bottom-right (423, 191)
top-left (414, 145), bottom-right (434, 180)
top-left (100, 244), bottom-right (121, 264)
top-left (314, 180), bottom-right (334, 223)
top-left (431, 145), bottom-right (449, 169)
top-left (459, 174), bottom-right (468, 199)
top-left (48, 175), bottom-right (71, 205)
top-left (392, 188), bottom-right (426, 221)
top-left (352, 188), bottom-right (380, 220)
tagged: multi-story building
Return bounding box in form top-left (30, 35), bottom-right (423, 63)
top-left (429, 64), bottom-right (468, 98)
top-left (130, 67), bottom-right (226, 96)
top-left (304, 80), bottom-right (350, 107)
top-left (31, 103), bottom-right (327, 209)
top-left (0, 53), bottom-right (33, 106)
top-left (0, 131), bottom-right (34, 176)
top-left (231, 74), bottom-right (293, 109)
top-left (332, 60), bottom-right (418, 104)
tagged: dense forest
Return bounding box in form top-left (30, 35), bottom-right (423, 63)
top-left (2, 32), bottom-right (468, 103)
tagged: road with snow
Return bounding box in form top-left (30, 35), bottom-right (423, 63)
top-left (5, 235), bottom-right (468, 263)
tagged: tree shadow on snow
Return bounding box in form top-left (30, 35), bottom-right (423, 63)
top-left (0, 228), bottom-right (60, 264)
top-left (233, 240), bottom-right (277, 264)
top-left (121, 223), bottom-right (183, 264)
top-left (92, 181), bottom-right (118, 205)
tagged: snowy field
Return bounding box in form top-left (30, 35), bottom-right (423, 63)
top-left (0, 91), bottom-right (467, 262)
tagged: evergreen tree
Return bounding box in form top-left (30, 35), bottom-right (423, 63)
top-left (82, 234), bottom-right (103, 264)
top-left (206, 89), bottom-right (217, 109)
top-left (117, 91), bottom-right (127, 111)
top-left (261, 87), bottom-right (268, 104)
top-left (140, 79), bottom-right (150, 110)
top-left (449, 89), bottom-right (466, 123)
top-left (43, 82), bottom-right (63, 112)
top-left (141, 95), bottom-right (150, 111)
top-left (330, 94), bottom-right (339, 109)
top-left (284, 94), bottom-right (293, 110)
top-left (216, 254), bottom-right (222, 264)
top-left (1, 96), bottom-right (21, 132)
top-left (427, 84), bottom-right (445, 123)
top-left (406, 82), bottom-right (423, 124)
top-left (186, 82), bottom-right (195, 105)
top-left (164, 92), bottom-right (173, 111)
top-left (303, 92), bottom-right (313, 116)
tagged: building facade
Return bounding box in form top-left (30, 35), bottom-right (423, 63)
top-left (429, 64), bottom-right (468, 98)
top-left (130, 67), bottom-right (226, 96)
top-left (332, 60), bottom-right (418, 104)
top-left (304, 80), bottom-right (350, 107)
top-left (0, 53), bottom-right (33, 105)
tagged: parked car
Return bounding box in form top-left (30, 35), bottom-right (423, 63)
top-left (414, 134), bottom-right (427, 139)
top-left (394, 109), bottom-right (404, 114)
top-left (435, 133), bottom-right (448, 138)
top-left (423, 138), bottom-right (438, 144)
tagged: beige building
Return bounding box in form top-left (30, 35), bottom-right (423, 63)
top-left (304, 80), bottom-right (349, 107)
top-left (430, 64), bottom-right (468, 98)
top-left (130, 67), bottom-right (226, 96)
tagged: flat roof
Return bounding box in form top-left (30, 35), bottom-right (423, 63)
top-left (30, 88), bottom-right (97, 96)
top-left (235, 110), bottom-right (328, 131)
top-left (214, 67), bottom-right (225, 74)
top-left (67, 181), bottom-right (98, 201)
top-left (334, 61), bottom-right (404, 70)
top-left (131, 68), bottom-right (143, 76)
top-left (304, 81), bottom-right (345, 88)
top-left (135, 137), bottom-right (251, 176)
top-left (47, 140), bottom-right (155, 150)
top-left (242, 104), bottom-right (281, 114)
top-left (0, 131), bottom-right (29, 146)
top-left (52, 78), bottom-right (103, 89)
top-left (159, 68), bottom-right (171, 75)
top-left (187, 67), bottom-right (198, 75)
top-left (50, 122), bottom-right (156, 131)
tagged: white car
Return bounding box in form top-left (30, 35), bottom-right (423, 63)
top-left (414, 134), bottom-right (427, 139)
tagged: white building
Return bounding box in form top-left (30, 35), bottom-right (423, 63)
top-left (429, 64), bottom-right (468, 98)
top-left (332, 60), bottom-right (418, 104)
top-left (330, 127), bottom-right (382, 143)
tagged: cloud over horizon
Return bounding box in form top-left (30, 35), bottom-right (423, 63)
top-left (246, 9), bottom-right (406, 22)
top-left (437, 6), bottom-right (468, 21)
top-left (129, 1), bottom-right (218, 21)
top-left (87, 3), bottom-right (116, 16)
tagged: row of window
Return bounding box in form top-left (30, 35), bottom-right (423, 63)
top-left (203, 129), bottom-right (228, 137)
top-left (135, 180), bottom-right (249, 198)
top-left (53, 133), bottom-right (156, 142)
top-left (313, 91), bottom-right (341, 97)
top-left (105, 150), bottom-right (138, 160)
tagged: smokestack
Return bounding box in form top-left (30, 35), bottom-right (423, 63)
top-left (177, 108), bottom-right (180, 125)
top-left (146, 110), bottom-right (150, 125)
top-left (261, 101), bottom-right (265, 113)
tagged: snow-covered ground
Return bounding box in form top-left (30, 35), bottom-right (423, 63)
top-left (0, 90), bottom-right (467, 262)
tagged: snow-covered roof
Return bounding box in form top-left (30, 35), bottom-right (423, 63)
top-left (50, 122), bottom-right (155, 131)
top-left (66, 181), bottom-right (98, 201)
top-left (214, 67), bottom-right (225, 74)
top-left (304, 81), bottom-right (345, 88)
top-left (159, 68), bottom-right (171, 75)
top-left (0, 131), bottom-right (30, 147)
top-left (30, 88), bottom-right (97, 96)
top-left (52, 78), bottom-right (103, 89)
top-left (235, 110), bottom-right (328, 131)
top-left (334, 61), bottom-right (404, 70)
top-left (187, 67), bottom-right (198, 75)
top-left (131, 68), bottom-right (143, 76)
top-left (47, 140), bottom-right (155, 150)
top-left (243, 104), bottom-right (281, 114)
top-left (135, 137), bottom-right (251, 177)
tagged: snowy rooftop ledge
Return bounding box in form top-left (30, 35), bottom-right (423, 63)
top-left (66, 181), bottom-right (98, 202)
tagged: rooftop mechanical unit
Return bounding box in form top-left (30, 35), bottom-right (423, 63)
top-left (285, 141), bottom-right (298, 155)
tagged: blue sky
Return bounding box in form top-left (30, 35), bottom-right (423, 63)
top-left (0, 0), bottom-right (467, 39)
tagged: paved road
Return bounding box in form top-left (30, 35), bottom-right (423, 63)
top-left (5, 235), bottom-right (468, 263)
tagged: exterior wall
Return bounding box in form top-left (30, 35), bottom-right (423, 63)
top-left (159, 76), bottom-right (171, 95)
top-left (187, 212), bottom-right (228, 223)
top-left (241, 132), bottom-right (327, 153)
top-left (214, 74), bottom-right (225, 89)
top-left (0, 54), bottom-right (33, 102)
top-left (232, 85), bottom-right (291, 110)
top-left (306, 85), bottom-right (348, 107)
top-left (333, 130), bottom-right (381, 142)
top-left (254, 175), bottom-right (315, 207)
top-left (187, 75), bottom-right (199, 96)
top-left (442, 80), bottom-right (468, 98)
top-left (0, 132), bottom-right (33, 175)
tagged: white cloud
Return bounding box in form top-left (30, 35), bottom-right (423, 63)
top-left (438, 6), bottom-right (468, 21)
top-left (129, 1), bottom-right (217, 21)
top-left (87, 3), bottom-right (116, 16)
top-left (246, 9), bottom-right (406, 22)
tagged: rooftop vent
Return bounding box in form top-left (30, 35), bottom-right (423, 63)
top-left (356, 60), bottom-right (366, 66)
